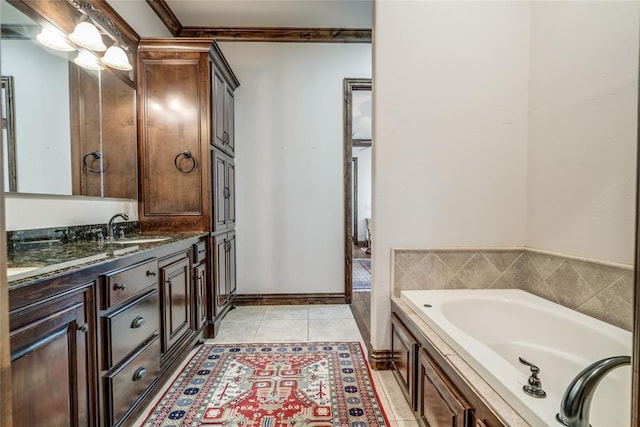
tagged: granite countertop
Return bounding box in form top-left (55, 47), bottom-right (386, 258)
top-left (8, 231), bottom-right (207, 289)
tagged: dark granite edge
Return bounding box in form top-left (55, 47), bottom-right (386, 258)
top-left (7, 231), bottom-right (207, 289)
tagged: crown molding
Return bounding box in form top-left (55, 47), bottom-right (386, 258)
top-left (145, 0), bottom-right (371, 43)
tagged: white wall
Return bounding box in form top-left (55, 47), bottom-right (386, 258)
top-left (353, 146), bottom-right (371, 243)
top-left (1, 40), bottom-right (72, 195)
top-left (526, 2), bottom-right (639, 266)
top-left (218, 42), bottom-right (372, 295)
top-left (373, 1), bottom-right (531, 349)
top-left (5, 194), bottom-right (137, 230)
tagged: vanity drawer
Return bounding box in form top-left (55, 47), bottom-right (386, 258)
top-left (105, 336), bottom-right (160, 426)
top-left (104, 290), bottom-right (160, 368)
top-left (193, 241), bottom-right (207, 264)
top-left (104, 259), bottom-right (158, 308)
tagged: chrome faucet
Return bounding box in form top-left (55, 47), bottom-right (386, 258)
top-left (107, 213), bottom-right (129, 240)
top-left (556, 355), bottom-right (631, 427)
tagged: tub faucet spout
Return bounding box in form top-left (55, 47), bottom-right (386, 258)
top-left (556, 355), bottom-right (630, 427)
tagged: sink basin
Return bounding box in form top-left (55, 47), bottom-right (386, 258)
top-left (111, 237), bottom-right (170, 244)
top-left (7, 266), bottom-right (41, 278)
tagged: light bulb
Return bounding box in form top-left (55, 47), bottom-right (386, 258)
top-left (36, 27), bottom-right (75, 52)
top-left (100, 45), bottom-right (132, 71)
top-left (74, 51), bottom-right (104, 71)
top-left (69, 21), bottom-right (106, 52)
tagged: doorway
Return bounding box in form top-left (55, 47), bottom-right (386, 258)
top-left (343, 78), bottom-right (372, 346)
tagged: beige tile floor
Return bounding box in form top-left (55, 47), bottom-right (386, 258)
top-left (133, 304), bottom-right (417, 426)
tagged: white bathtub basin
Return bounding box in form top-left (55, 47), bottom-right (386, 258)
top-left (400, 289), bottom-right (632, 426)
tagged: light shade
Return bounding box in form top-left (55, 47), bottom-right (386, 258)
top-left (36, 27), bottom-right (75, 52)
top-left (68, 21), bottom-right (106, 52)
top-left (74, 51), bottom-right (104, 71)
top-left (100, 45), bottom-right (132, 71)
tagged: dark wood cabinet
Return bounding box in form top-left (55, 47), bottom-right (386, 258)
top-left (418, 349), bottom-right (471, 427)
top-left (213, 231), bottom-right (236, 317)
top-left (212, 66), bottom-right (236, 156)
top-left (391, 313), bottom-right (418, 411)
top-left (212, 147), bottom-right (236, 233)
top-left (10, 284), bottom-right (97, 427)
top-left (159, 251), bottom-right (193, 360)
top-left (193, 240), bottom-right (208, 331)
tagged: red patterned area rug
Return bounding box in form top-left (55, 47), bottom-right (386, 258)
top-left (143, 342), bottom-right (390, 426)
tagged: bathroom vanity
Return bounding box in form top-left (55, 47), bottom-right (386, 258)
top-left (8, 233), bottom-right (209, 426)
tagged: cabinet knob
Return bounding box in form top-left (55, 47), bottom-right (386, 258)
top-left (114, 283), bottom-right (127, 291)
top-left (223, 187), bottom-right (230, 199)
top-left (222, 131), bottom-right (230, 143)
top-left (131, 316), bottom-right (146, 329)
top-left (146, 270), bottom-right (157, 277)
top-left (132, 367), bottom-right (148, 382)
top-left (77, 323), bottom-right (89, 334)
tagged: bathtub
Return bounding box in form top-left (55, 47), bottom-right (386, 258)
top-left (400, 289), bottom-right (632, 426)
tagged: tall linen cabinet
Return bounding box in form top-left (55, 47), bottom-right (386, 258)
top-left (137, 39), bottom-right (240, 335)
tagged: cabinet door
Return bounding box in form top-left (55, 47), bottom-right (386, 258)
top-left (213, 70), bottom-right (226, 149)
top-left (195, 263), bottom-right (208, 330)
top-left (140, 58), bottom-right (203, 216)
top-left (227, 231), bottom-right (237, 297)
top-left (224, 86), bottom-right (235, 154)
top-left (212, 148), bottom-right (228, 232)
top-left (160, 255), bottom-right (192, 354)
top-left (391, 314), bottom-right (418, 410)
top-left (418, 349), bottom-right (470, 427)
top-left (213, 233), bottom-right (228, 315)
top-left (10, 286), bottom-right (96, 427)
top-left (226, 157), bottom-right (236, 228)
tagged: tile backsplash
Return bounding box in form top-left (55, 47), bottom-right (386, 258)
top-left (393, 248), bottom-right (634, 331)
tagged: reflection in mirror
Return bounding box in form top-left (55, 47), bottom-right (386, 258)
top-left (0, 0), bottom-right (137, 199)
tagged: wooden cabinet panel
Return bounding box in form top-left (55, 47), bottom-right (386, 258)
top-left (104, 337), bottom-right (161, 426)
top-left (140, 58), bottom-right (203, 216)
top-left (227, 231), bottom-right (237, 297)
top-left (225, 87), bottom-right (235, 153)
top-left (418, 349), bottom-right (470, 427)
top-left (104, 290), bottom-right (159, 368)
top-left (10, 286), bottom-right (96, 427)
top-left (213, 70), bottom-right (226, 149)
top-left (195, 263), bottom-right (208, 330)
top-left (213, 233), bottom-right (228, 314)
top-left (160, 254), bottom-right (192, 354)
top-left (104, 258), bottom-right (158, 308)
top-left (212, 148), bottom-right (235, 232)
top-left (391, 313), bottom-right (417, 410)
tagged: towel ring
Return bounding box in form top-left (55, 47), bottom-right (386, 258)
top-left (82, 151), bottom-right (102, 174)
top-left (174, 150), bottom-right (197, 173)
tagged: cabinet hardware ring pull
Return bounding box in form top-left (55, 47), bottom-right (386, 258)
top-left (222, 131), bottom-right (230, 143)
top-left (82, 151), bottom-right (102, 174)
top-left (174, 150), bottom-right (197, 173)
top-left (114, 283), bottom-right (127, 291)
top-left (132, 367), bottom-right (148, 382)
top-left (131, 316), bottom-right (146, 329)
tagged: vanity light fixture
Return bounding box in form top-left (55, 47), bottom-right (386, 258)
top-left (100, 45), bottom-right (132, 71)
top-left (68, 19), bottom-right (106, 52)
top-left (74, 51), bottom-right (104, 71)
top-left (36, 27), bottom-right (75, 52)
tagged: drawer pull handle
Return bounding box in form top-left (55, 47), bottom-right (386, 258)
top-left (114, 283), bottom-right (127, 291)
top-left (132, 367), bottom-right (148, 382)
top-left (146, 270), bottom-right (157, 277)
top-left (131, 316), bottom-right (146, 329)
top-left (78, 323), bottom-right (89, 333)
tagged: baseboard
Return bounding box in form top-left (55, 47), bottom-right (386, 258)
top-left (368, 349), bottom-right (392, 370)
top-left (234, 293), bottom-right (347, 305)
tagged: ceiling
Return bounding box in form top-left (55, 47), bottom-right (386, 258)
top-left (167, 0), bottom-right (372, 28)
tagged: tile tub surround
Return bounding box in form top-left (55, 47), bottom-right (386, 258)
top-left (393, 248), bottom-right (634, 331)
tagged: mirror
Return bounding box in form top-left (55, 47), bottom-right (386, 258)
top-left (0, 0), bottom-right (137, 198)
